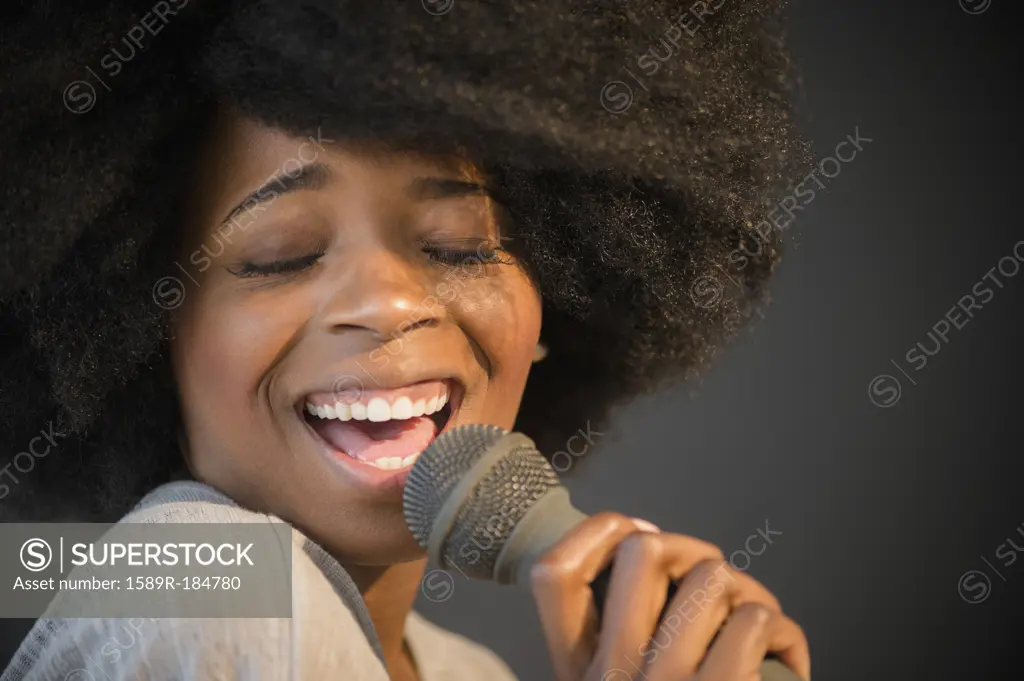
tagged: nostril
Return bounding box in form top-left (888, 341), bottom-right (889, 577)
top-left (395, 318), bottom-right (435, 337)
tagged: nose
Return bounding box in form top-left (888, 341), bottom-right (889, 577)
top-left (318, 247), bottom-right (442, 343)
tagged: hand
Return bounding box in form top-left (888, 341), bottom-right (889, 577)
top-left (530, 513), bottom-right (810, 681)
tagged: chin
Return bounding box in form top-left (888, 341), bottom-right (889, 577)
top-left (298, 503), bottom-right (428, 568)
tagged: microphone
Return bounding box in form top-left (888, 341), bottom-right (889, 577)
top-left (403, 424), bottom-right (800, 681)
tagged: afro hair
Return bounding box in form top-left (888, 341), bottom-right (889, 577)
top-left (0, 0), bottom-right (809, 521)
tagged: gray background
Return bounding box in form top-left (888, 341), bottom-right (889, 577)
top-left (2, 0), bottom-right (1019, 679)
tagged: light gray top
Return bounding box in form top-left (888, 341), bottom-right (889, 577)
top-left (1, 480), bottom-right (518, 681)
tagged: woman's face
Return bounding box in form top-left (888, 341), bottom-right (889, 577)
top-left (170, 110), bottom-right (542, 565)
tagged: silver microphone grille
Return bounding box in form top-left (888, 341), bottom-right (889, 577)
top-left (403, 424), bottom-right (560, 579)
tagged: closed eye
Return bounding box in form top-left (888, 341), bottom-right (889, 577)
top-left (229, 250), bottom-right (325, 278)
top-left (420, 238), bottom-right (517, 267)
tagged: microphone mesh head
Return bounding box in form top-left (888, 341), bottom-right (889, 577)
top-left (403, 424), bottom-right (560, 580)
top-left (403, 424), bottom-right (508, 548)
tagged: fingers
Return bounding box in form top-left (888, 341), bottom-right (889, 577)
top-left (531, 513), bottom-right (725, 681)
top-left (593, 535), bottom-right (735, 677)
top-left (698, 603), bottom-right (811, 681)
top-left (643, 559), bottom-right (783, 681)
top-left (590, 532), bottom-right (672, 677)
top-left (529, 514), bottom-right (809, 681)
top-left (531, 513), bottom-right (655, 681)
top-left (641, 560), bottom-right (733, 681)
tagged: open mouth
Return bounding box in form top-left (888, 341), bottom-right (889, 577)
top-left (301, 379), bottom-right (460, 471)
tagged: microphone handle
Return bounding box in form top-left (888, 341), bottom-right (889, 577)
top-left (590, 565), bottom-right (801, 681)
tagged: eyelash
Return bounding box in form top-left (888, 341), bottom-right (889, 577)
top-left (230, 248), bottom-right (327, 278)
top-left (229, 240), bottom-right (512, 279)
top-left (420, 242), bottom-right (511, 267)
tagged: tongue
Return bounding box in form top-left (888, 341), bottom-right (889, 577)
top-left (312, 416), bottom-right (438, 462)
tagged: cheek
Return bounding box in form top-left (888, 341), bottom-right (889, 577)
top-left (448, 270), bottom-right (541, 411)
top-left (172, 289), bottom-right (305, 445)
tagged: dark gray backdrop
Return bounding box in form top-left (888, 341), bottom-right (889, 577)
top-left (2, 0), bottom-right (1019, 679)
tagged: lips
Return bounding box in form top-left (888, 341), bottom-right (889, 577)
top-left (302, 379), bottom-right (457, 472)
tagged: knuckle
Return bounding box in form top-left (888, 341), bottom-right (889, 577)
top-left (617, 531), bottom-right (663, 562)
top-left (787, 616), bottom-right (808, 643)
top-left (529, 558), bottom-right (573, 593)
top-left (733, 602), bottom-right (774, 629)
top-left (705, 556), bottom-right (731, 574)
top-left (758, 589), bottom-right (783, 612)
top-left (691, 539), bottom-right (726, 563)
top-left (590, 511), bottom-right (634, 531)
top-left (691, 557), bottom-right (730, 583)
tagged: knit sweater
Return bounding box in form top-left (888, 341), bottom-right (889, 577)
top-left (1, 480), bottom-right (518, 681)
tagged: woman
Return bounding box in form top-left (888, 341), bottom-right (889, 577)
top-left (0, 0), bottom-right (811, 679)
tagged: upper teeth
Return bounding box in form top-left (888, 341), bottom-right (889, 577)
top-left (306, 389), bottom-right (449, 422)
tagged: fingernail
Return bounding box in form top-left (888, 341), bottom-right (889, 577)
top-left (632, 518), bottom-right (660, 533)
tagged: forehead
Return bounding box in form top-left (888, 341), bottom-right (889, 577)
top-left (183, 107), bottom-right (493, 239)
top-left (197, 108), bottom-right (476, 191)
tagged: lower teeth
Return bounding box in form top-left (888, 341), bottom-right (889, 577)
top-left (348, 452), bottom-right (420, 470)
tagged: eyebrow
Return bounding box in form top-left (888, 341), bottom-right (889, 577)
top-left (220, 162), bottom-right (332, 226)
top-left (408, 177), bottom-right (493, 201)
top-left (218, 165), bottom-right (498, 227)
